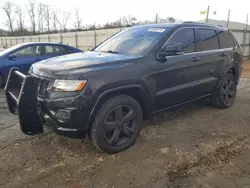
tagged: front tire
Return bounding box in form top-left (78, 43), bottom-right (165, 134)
top-left (213, 73), bottom-right (237, 109)
top-left (90, 95), bottom-right (143, 154)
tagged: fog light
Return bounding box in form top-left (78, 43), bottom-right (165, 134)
top-left (50, 109), bottom-right (71, 120)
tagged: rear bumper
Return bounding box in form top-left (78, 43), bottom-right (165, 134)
top-left (4, 67), bottom-right (90, 139)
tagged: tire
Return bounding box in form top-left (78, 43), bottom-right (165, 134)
top-left (213, 73), bottom-right (237, 109)
top-left (0, 75), bottom-right (4, 88)
top-left (90, 95), bottom-right (143, 154)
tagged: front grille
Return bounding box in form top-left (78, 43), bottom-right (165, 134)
top-left (34, 76), bottom-right (49, 97)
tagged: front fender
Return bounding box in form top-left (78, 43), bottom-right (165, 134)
top-left (85, 82), bottom-right (153, 130)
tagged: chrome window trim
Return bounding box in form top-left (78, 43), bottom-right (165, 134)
top-left (159, 26), bottom-right (233, 56)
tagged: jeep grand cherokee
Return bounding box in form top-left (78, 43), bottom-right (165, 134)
top-left (5, 23), bottom-right (243, 153)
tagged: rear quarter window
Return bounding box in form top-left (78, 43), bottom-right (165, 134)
top-left (197, 29), bottom-right (219, 51)
top-left (217, 30), bottom-right (235, 49)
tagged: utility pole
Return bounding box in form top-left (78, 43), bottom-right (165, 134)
top-left (227, 9), bottom-right (231, 28)
top-left (205, 6), bottom-right (210, 22)
top-left (245, 13), bottom-right (249, 29)
top-left (242, 13), bottom-right (249, 55)
top-left (155, 13), bottom-right (158, 24)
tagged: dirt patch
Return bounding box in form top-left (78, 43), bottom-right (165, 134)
top-left (242, 60), bottom-right (250, 78)
top-left (168, 136), bottom-right (249, 186)
top-left (1, 78), bottom-right (250, 187)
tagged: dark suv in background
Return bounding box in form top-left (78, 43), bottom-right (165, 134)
top-left (5, 22), bottom-right (243, 154)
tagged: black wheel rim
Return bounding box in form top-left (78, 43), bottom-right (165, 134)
top-left (221, 78), bottom-right (236, 106)
top-left (103, 105), bottom-right (137, 146)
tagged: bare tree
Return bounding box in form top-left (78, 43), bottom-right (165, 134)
top-left (52, 9), bottom-right (60, 32)
top-left (121, 15), bottom-right (137, 26)
top-left (16, 6), bottom-right (24, 32)
top-left (128, 15), bottom-right (137, 25)
top-left (2, 1), bottom-right (15, 35)
top-left (122, 16), bottom-right (129, 26)
top-left (73, 8), bottom-right (82, 30)
top-left (37, 3), bottom-right (45, 33)
top-left (26, 0), bottom-right (36, 34)
top-left (62, 11), bottom-right (71, 31)
top-left (167, 17), bottom-right (176, 23)
top-left (57, 11), bottom-right (71, 32)
top-left (43, 4), bottom-right (51, 32)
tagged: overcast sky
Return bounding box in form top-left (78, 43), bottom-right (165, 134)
top-left (1, 0), bottom-right (249, 30)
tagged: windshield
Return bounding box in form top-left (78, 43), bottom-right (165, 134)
top-left (0, 44), bottom-right (23, 56)
top-left (95, 27), bottom-right (169, 56)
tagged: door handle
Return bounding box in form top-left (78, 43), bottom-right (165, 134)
top-left (192, 57), bottom-right (202, 62)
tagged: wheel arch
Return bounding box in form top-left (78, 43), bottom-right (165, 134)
top-left (216, 66), bottom-right (238, 90)
top-left (225, 66), bottom-right (240, 84)
top-left (86, 84), bottom-right (152, 131)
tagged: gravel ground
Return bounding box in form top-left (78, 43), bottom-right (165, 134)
top-left (1, 63), bottom-right (250, 188)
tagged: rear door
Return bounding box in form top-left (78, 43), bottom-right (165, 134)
top-left (217, 30), bottom-right (238, 77)
top-left (196, 28), bottom-right (223, 93)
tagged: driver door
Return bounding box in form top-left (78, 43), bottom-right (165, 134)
top-left (153, 28), bottom-right (206, 110)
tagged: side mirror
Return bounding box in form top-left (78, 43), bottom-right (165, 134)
top-left (158, 43), bottom-right (184, 60)
top-left (8, 54), bottom-right (17, 60)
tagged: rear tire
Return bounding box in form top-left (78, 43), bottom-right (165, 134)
top-left (0, 75), bottom-right (4, 88)
top-left (213, 73), bottom-right (237, 109)
top-left (90, 95), bottom-right (142, 154)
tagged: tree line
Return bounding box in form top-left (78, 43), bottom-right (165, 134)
top-left (1, 0), bottom-right (82, 36)
top-left (1, 1), bottom-right (177, 37)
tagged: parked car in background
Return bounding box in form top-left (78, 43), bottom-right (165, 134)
top-left (0, 42), bottom-right (82, 86)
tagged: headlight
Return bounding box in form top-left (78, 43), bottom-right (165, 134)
top-left (53, 80), bottom-right (87, 92)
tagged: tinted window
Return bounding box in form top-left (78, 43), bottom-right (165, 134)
top-left (217, 31), bottom-right (235, 48)
top-left (197, 29), bottom-right (219, 51)
top-left (95, 27), bottom-right (170, 56)
top-left (12, 45), bottom-right (45, 57)
top-left (167, 28), bottom-right (195, 53)
top-left (45, 45), bottom-right (69, 55)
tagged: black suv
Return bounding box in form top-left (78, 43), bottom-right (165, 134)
top-left (5, 23), bottom-right (243, 154)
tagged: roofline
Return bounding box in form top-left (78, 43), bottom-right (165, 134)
top-left (131, 22), bottom-right (228, 31)
top-left (20, 42), bottom-right (64, 45)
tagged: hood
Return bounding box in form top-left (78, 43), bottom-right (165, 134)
top-left (31, 51), bottom-right (137, 78)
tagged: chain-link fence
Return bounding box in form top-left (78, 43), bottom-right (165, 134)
top-left (0, 27), bottom-right (124, 51)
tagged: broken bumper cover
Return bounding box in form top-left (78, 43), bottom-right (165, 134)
top-left (4, 67), bottom-right (87, 138)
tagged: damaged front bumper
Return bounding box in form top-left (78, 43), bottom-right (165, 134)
top-left (5, 67), bottom-right (88, 138)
